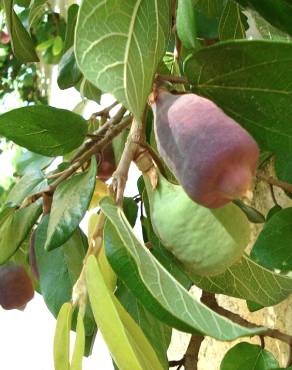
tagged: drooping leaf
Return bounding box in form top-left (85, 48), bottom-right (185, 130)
top-left (76, 78), bottom-right (102, 104)
top-left (5, 170), bottom-right (46, 207)
top-left (220, 342), bottom-right (279, 370)
top-left (57, 47), bottom-right (82, 90)
top-left (75, 0), bottom-right (171, 120)
top-left (176, 0), bottom-right (198, 50)
top-left (71, 311), bottom-right (85, 370)
top-left (145, 173), bottom-right (250, 276)
top-left (0, 106), bottom-right (88, 156)
top-left (85, 255), bottom-right (164, 370)
top-left (101, 197), bottom-right (265, 340)
top-left (45, 159), bottom-right (96, 251)
top-left (219, 0), bottom-right (248, 40)
top-left (63, 4), bottom-right (79, 53)
top-left (234, 0), bottom-right (292, 36)
top-left (0, 203), bottom-right (41, 264)
top-left (123, 197), bottom-right (138, 228)
top-left (184, 40), bottom-right (292, 155)
top-left (54, 302), bottom-right (73, 370)
top-left (251, 208), bottom-right (292, 271)
top-left (3, 0), bottom-right (39, 62)
top-left (116, 280), bottom-right (171, 369)
top-left (191, 254), bottom-right (292, 307)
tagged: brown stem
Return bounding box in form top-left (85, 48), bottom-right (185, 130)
top-left (111, 118), bottom-right (142, 206)
top-left (202, 292), bottom-right (292, 347)
top-left (184, 335), bottom-right (205, 370)
top-left (91, 100), bottom-right (119, 119)
top-left (70, 106), bottom-right (127, 164)
top-left (269, 184), bottom-right (279, 206)
top-left (20, 116), bottom-right (132, 208)
top-left (155, 74), bottom-right (189, 85)
top-left (257, 173), bottom-right (292, 195)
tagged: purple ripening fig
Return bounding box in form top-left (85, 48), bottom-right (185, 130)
top-left (0, 264), bottom-right (34, 310)
top-left (151, 90), bottom-right (259, 208)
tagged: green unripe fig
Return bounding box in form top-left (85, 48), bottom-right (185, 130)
top-left (0, 264), bottom-right (34, 310)
top-left (150, 90), bottom-right (259, 208)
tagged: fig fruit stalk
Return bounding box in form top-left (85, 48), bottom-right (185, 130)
top-left (151, 90), bottom-right (259, 208)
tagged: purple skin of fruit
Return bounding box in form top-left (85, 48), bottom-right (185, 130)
top-left (151, 90), bottom-right (259, 208)
top-left (96, 144), bottom-right (116, 181)
top-left (0, 264), bottom-right (34, 310)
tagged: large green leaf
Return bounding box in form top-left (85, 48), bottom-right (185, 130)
top-left (191, 254), bottom-right (292, 307)
top-left (45, 159), bottom-right (96, 251)
top-left (116, 281), bottom-right (171, 369)
top-left (234, 0), bottom-right (292, 36)
top-left (145, 174), bottom-right (250, 276)
top-left (184, 40), bottom-right (292, 155)
top-left (251, 208), bottom-right (292, 271)
top-left (75, 0), bottom-right (171, 120)
top-left (219, 0), bottom-right (248, 40)
top-left (220, 342), bottom-right (279, 370)
top-left (101, 198), bottom-right (265, 340)
top-left (3, 0), bottom-right (39, 62)
top-left (194, 0), bottom-right (223, 19)
top-left (63, 4), bottom-right (79, 53)
top-left (15, 152), bottom-right (53, 176)
top-left (71, 311), bottom-right (85, 370)
top-left (0, 203), bottom-right (41, 264)
top-left (0, 106), bottom-right (88, 156)
top-left (85, 255), bottom-right (164, 370)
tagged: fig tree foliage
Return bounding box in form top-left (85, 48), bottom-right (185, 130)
top-left (0, 0), bottom-right (292, 369)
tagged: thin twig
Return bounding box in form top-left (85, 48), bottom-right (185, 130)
top-left (269, 184), bottom-right (279, 206)
top-left (70, 106), bottom-right (127, 164)
top-left (91, 100), bottom-right (119, 118)
top-left (20, 116), bottom-right (132, 208)
top-left (155, 74), bottom-right (189, 85)
top-left (201, 292), bottom-right (292, 347)
top-left (257, 173), bottom-right (292, 195)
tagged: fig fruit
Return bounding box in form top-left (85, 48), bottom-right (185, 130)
top-left (150, 90), bottom-right (259, 208)
top-left (0, 264), bottom-right (34, 310)
top-left (96, 144), bottom-right (116, 181)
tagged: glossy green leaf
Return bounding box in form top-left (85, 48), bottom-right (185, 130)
top-left (54, 302), bottom-right (73, 370)
top-left (15, 151), bottom-right (53, 176)
top-left (75, 0), bottom-right (171, 120)
top-left (234, 0), bottom-right (292, 36)
top-left (251, 208), bottom-right (292, 271)
top-left (191, 254), bottom-right (292, 307)
top-left (57, 47), bottom-right (82, 90)
top-left (176, 0), bottom-right (198, 50)
top-left (185, 40), bottom-right (292, 155)
top-left (252, 11), bottom-right (292, 42)
top-left (0, 106), bottom-right (88, 156)
top-left (45, 159), bottom-right (96, 251)
top-left (266, 205), bottom-right (282, 221)
top-left (220, 342), bottom-right (279, 370)
top-left (101, 198), bottom-right (265, 340)
top-left (116, 281), bottom-right (171, 369)
top-left (71, 311), bottom-right (85, 370)
top-left (145, 174), bottom-right (250, 276)
top-left (64, 4), bottom-right (79, 53)
top-left (6, 170), bottom-right (46, 206)
top-left (0, 203), bottom-right (41, 264)
top-left (2, 0), bottom-right (39, 62)
top-left (52, 36), bottom-right (63, 56)
top-left (219, 0), bottom-right (248, 40)
top-left (85, 255), bottom-right (164, 370)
